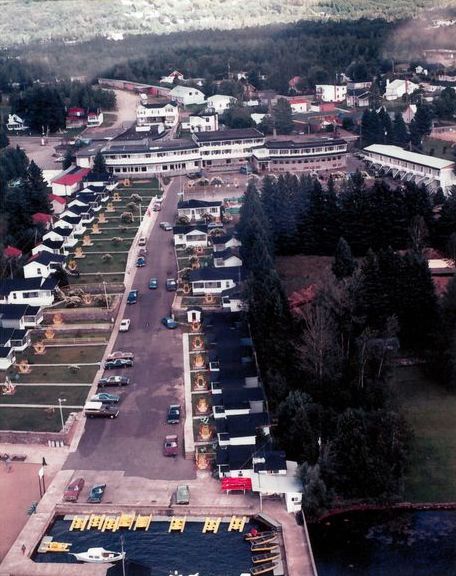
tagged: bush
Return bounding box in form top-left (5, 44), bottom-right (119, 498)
top-left (111, 237), bottom-right (122, 246)
top-left (120, 212), bottom-right (133, 224)
top-left (101, 253), bottom-right (113, 263)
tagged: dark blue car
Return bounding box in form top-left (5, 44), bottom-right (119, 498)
top-left (87, 483), bottom-right (106, 503)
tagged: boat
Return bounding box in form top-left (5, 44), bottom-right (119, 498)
top-left (252, 552), bottom-right (280, 564)
top-left (246, 534), bottom-right (277, 546)
top-left (71, 547), bottom-right (125, 563)
top-left (250, 542), bottom-right (278, 553)
top-left (244, 530), bottom-right (276, 542)
top-left (250, 562), bottom-right (278, 575)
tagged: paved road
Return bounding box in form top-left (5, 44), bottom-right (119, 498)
top-left (65, 180), bottom-right (196, 481)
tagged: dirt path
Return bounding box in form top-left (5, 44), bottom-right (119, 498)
top-left (111, 89), bottom-right (139, 127)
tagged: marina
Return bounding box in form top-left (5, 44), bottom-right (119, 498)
top-left (33, 516), bottom-right (285, 576)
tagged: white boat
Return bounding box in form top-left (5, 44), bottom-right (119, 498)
top-left (71, 547), bottom-right (125, 563)
top-left (168, 572), bottom-right (199, 576)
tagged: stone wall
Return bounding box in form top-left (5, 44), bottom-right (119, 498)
top-left (0, 413), bottom-right (78, 447)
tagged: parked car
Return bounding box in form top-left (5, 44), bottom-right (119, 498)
top-left (127, 290), bottom-right (138, 304)
top-left (149, 277), bottom-right (158, 289)
top-left (119, 319), bottom-right (131, 332)
top-left (162, 316), bottom-right (178, 329)
top-left (163, 434), bottom-right (178, 457)
top-left (87, 483), bottom-right (106, 503)
top-left (136, 256), bottom-right (146, 267)
top-left (63, 477), bottom-right (85, 502)
top-left (176, 484), bottom-right (190, 505)
top-left (84, 401), bottom-right (119, 419)
top-left (166, 278), bottom-right (177, 291)
top-left (91, 392), bottom-right (120, 404)
top-left (105, 358), bottom-right (133, 369)
top-left (240, 165), bottom-right (253, 175)
top-left (167, 404), bottom-right (181, 424)
top-left (160, 222), bottom-right (173, 231)
top-left (106, 351), bottom-right (134, 362)
top-left (153, 203), bottom-right (162, 212)
top-left (138, 237), bottom-right (146, 246)
top-left (98, 375), bottom-right (130, 387)
top-left (138, 247), bottom-right (147, 257)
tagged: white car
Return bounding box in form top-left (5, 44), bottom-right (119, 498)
top-left (119, 319), bottom-right (131, 332)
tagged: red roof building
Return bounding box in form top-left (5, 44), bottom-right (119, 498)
top-left (52, 168), bottom-right (91, 197)
top-left (32, 212), bottom-right (53, 225)
top-left (3, 246), bottom-right (22, 258)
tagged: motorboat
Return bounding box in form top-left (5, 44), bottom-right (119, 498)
top-left (252, 551), bottom-right (281, 564)
top-left (250, 562), bottom-right (279, 575)
top-left (168, 572), bottom-right (199, 576)
top-left (244, 530), bottom-right (276, 542)
top-left (250, 541), bottom-right (278, 553)
top-left (71, 547), bottom-right (125, 563)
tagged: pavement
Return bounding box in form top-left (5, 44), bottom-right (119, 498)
top-left (64, 178), bottom-right (196, 480)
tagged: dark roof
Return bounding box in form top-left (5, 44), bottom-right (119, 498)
top-left (173, 224), bottom-right (208, 235)
top-left (41, 239), bottom-right (65, 249)
top-left (216, 445), bottom-right (253, 470)
top-left (193, 128), bottom-right (264, 143)
top-left (213, 234), bottom-right (236, 246)
top-left (265, 138), bottom-right (346, 150)
top-left (27, 252), bottom-right (65, 266)
top-left (178, 199), bottom-right (222, 209)
top-left (64, 204), bottom-right (92, 215)
top-left (0, 328), bottom-right (28, 346)
top-left (214, 247), bottom-right (241, 260)
top-left (253, 450), bottom-right (287, 472)
top-left (0, 278), bottom-right (45, 295)
top-left (0, 304), bottom-right (41, 321)
top-left (41, 277), bottom-right (59, 291)
top-left (60, 215), bottom-right (83, 225)
top-left (189, 267), bottom-right (244, 283)
top-left (52, 227), bottom-right (73, 237)
top-left (104, 138), bottom-right (197, 155)
top-left (216, 412), bottom-right (269, 438)
top-left (140, 100), bottom-right (177, 109)
top-left (0, 347), bottom-right (13, 358)
top-left (348, 88), bottom-right (371, 97)
top-left (219, 386), bottom-right (265, 409)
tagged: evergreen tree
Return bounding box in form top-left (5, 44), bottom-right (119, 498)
top-left (332, 237), bottom-right (357, 279)
top-left (91, 151), bottom-right (108, 176)
top-left (392, 112), bottom-right (410, 147)
top-left (378, 107), bottom-right (393, 144)
top-left (409, 102), bottom-right (433, 147)
top-left (273, 98), bottom-right (294, 135)
top-left (62, 148), bottom-right (73, 170)
top-left (0, 126), bottom-right (9, 149)
top-left (25, 160), bottom-right (51, 214)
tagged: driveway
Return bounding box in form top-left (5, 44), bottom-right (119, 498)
top-left (65, 179), bottom-right (196, 481)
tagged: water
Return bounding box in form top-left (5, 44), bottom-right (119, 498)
top-left (34, 518), bottom-right (255, 576)
top-left (309, 509), bottom-right (456, 576)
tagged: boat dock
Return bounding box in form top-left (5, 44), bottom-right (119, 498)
top-left (169, 517), bottom-right (186, 533)
top-left (202, 517), bottom-right (221, 533)
top-left (37, 537), bottom-right (71, 554)
top-left (133, 514), bottom-right (152, 530)
top-left (228, 515), bottom-right (247, 532)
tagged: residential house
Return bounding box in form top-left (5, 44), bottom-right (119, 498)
top-left (192, 128), bottom-right (265, 169)
top-left (160, 70), bottom-right (184, 84)
top-left (213, 387), bottom-right (265, 420)
top-left (0, 304), bottom-right (43, 330)
top-left (206, 94), bottom-right (237, 114)
top-left (402, 104), bottom-right (417, 124)
top-left (87, 109), bottom-right (104, 127)
top-left (0, 328), bottom-right (31, 352)
top-left (32, 238), bottom-right (68, 257)
top-left (6, 113), bottom-right (28, 131)
top-left (59, 215), bottom-right (86, 236)
top-left (32, 212), bottom-right (53, 230)
top-left (221, 286), bottom-right (244, 313)
top-left (384, 79), bottom-right (419, 101)
top-left (66, 107), bottom-right (86, 129)
top-left (169, 85), bottom-right (205, 106)
top-left (316, 84), bottom-right (348, 102)
top-left (289, 76), bottom-right (303, 92)
top-left (136, 101), bottom-right (179, 130)
top-left (177, 199), bottom-right (223, 223)
top-left (50, 194), bottom-right (67, 215)
top-left (173, 224), bottom-right (209, 248)
top-left (62, 202), bottom-right (95, 224)
top-left (213, 234), bottom-right (242, 253)
top-left (346, 88), bottom-right (371, 108)
top-left (0, 277), bottom-right (58, 307)
top-left (181, 112), bottom-right (219, 133)
top-left (216, 412), bottom-right (270, 447)
top-left (213, 248), bottom-right (243, 268)
top-left (51, 167), bottom-right (91, 197)
top-left (0, 347), bottom-right (16, 371)
top-left (287, 96), bottom-right (311, 114)
top-left (23, 252), bottom-right (66, 279)
top-left (189, 267), bottom-right (243, 296)
top-left (250, 113), bottom-right (267, 125)
top-left (42, 226), bottom-right (78, 249)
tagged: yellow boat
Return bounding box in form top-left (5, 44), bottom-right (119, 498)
top-left (250, 541), bottom-right (278, 553)
top-left (250, 562), bottom-right (278, 575)
top-left (244, 530), bottom-right (276, 542)
top-left (252, 552), bottom-right (280, 564)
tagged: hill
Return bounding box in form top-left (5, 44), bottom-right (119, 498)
top-left (0, 0), bottom-right (455, 47)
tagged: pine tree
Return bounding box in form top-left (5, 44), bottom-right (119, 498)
top-left (378, 107), bottom-right (393, 144)
top-left (273, 98), bottom-right (294, 135)
top-left (25, 160), bottom-right (51, 214)
top-left (91, 151), bottom-right (108, 176)
top-left (409, 103), bottom-right (433, 147)
top-left (62, 148), bottom-right (73, 170)
top-left (332, 237), bottom-right (357, 279)
top-left (0, 126), bottom-right (9, 149)
top-left (392, 112), bottom-right (410, 147)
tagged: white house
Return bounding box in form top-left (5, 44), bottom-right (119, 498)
top-left (213, 234), bottom-right (242, 253)
top-left (192, 128), bottom-right (265, 169)
top-left (51, 167), bottom-right (91, 198)
top-left (316, 84), bottom-right (348, 102)
top-left (0, 277), bottom-right (57, 307)
top-left (136, 101), bottom-right (179, 129)
top-left (62, 203), bottom-right (95, 224)
top-left (251, 460), bottom-right (304, 513)
top-left (216, 412), bottom-right (270, 447)
top-left (213, 248), bottom-right (243, 268)
top-left (0, 347), bottom-right (16, 371)
top-left (169, 85), bottom-right (205, 106)
top-left (6, 113), bottom-right (28, 131)
top-left (206, 94), bottom-right (237, 114)
top-left (160, 70), bottom-right (184, 84)
top-left (23, 252), bottom-right (66, 279)
top-left (43, 226), bottom-right (78, 249)
top-left (87, 110), bottom-right (104, 127)
top-left (32, 238), bottom-right (68, 257)
top-left (384, 79), bottom-right (419, 101)
top-left (363, 144), bottom-right (456, 192)
top-left (189, 267), bottom-right (243, 296)
top-left (177, 199), bottom-right (223, 223)
top-left (250, 113), bottom-right (267, 125)
top-left (0, 304), bottom-right (43, 330)
top-left (59, 215), bottom-right (86, 236)
top-left (0, 328), bottom-right (31, 353)
top-left (287, 96), bottom-right (311, 114)
top-left (182, 112), bottom-right (219, 133)
top-left (173, 224), bottom-right (208, 248)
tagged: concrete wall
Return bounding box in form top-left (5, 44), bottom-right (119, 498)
top-left (0, 413), bottom-right (78, 446)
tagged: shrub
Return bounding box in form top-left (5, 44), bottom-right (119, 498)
top-left (101, 253), bottom-right (113, 263)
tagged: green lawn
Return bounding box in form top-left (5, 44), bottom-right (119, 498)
top-left (7, 364), bottom-right (99, 384)
top-left (0, 385), bottom-right (89, 406)
top-left (74, 252), bottom-right (128, 274)
top-left (0, 407), bottom-right (74, 432)
top-left (17, 345), bottom-right (106, 365)
top-left (395, 365), bottom-right (456, 502)
top-left (422, 137), bottom-right (455, 161)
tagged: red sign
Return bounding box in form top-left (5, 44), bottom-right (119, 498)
top-left (221, 477), bottom-right (252, 492)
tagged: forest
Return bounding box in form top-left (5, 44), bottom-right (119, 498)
top-left (237, 173), bottom-right (456, 515)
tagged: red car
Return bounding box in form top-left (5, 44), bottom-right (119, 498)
top-left (63, 477), bottom-right (85, 502)
top-left (163, 434), bottom-right (178, 457)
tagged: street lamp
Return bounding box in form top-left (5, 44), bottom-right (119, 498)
top-left (58, 397), bottom-right (66, 431)
top-left (102, 281), bottom-right (109, 309)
